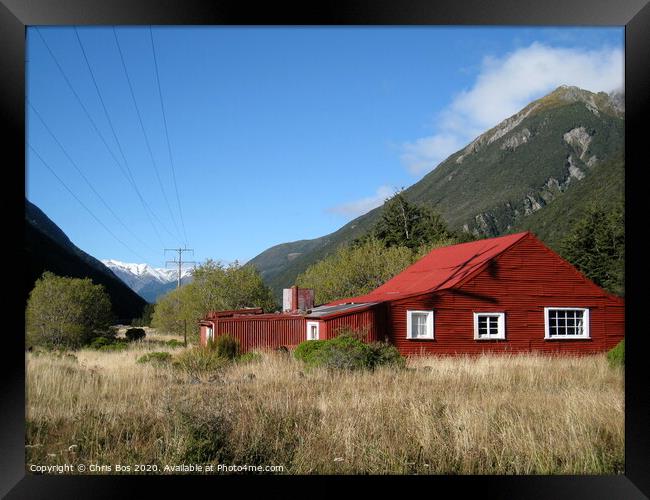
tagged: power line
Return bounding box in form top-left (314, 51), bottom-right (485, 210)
top-left (28, 143), bottom-right (149, 262)
top-left (34, 29), bottom-right (130, 182)
top-left (27, 99), bottom-right (158, 254)
top-left (150, 26), bottom-right (189, 248)
top-left (67, 27), bottom-right (178, 246)
top-left (35, 27), bottom-right (170, 249)
top-left (111, 26), bottom-right (184, 244)
top-left (35, 27), bottom-right (166, 247)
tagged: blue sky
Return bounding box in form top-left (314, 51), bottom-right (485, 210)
top-left (26, 26), bottom-right (623, 268)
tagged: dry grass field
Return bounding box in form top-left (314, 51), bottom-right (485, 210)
top-left (26, 336), bottom-right (624, 475)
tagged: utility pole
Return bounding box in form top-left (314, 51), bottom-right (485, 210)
top-left (164, 247), bottom-right (196, 289)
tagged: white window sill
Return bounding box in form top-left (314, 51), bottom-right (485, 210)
top-left (544, 336), bottom-right (591, 340)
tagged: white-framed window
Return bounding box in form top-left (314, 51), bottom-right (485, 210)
top-left (306, 321), bottom-right (320, 340)
top-left (544, 307), bottom-right (590, 339)
top-left (406, 310), bottom-right (434, 339)
top-left (206, 326), bottom-right (214, 343)
top-left (473, 312), bottom-right (506, 340)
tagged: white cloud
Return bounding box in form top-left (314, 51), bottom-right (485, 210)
top-left (401, 42), bottom-right (624, 175)
top-left (327, 185), bottom-right (394, 218)
top-left (400, 134), bottom-right (464, 175)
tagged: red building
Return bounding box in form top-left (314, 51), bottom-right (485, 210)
top-left (199, 232), bottom-right (624, 355)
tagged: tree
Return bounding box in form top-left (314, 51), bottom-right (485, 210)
top-left (151, 260), bottom-right (276, 337)
top-left (26, 272), bottom-right (114, 349)
top-left (190, 260), bottom-right (276, 314)
top-left (372, 190), bottom-right (453, 249)
top-left (560, 203), bottom-right (624, 296)
top-left (296, 237), bottom-right (415, 304)
top-left (150, 286), bottom-right (188, 335)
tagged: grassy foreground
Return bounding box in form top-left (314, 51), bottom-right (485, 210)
top-left (26, 338), bottom-right (624, 475)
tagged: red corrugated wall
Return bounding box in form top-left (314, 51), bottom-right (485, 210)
top-left (210, 316), bottom-right (306, 352)
top-left (320, 305), bottom-right (387, 342)
top-left (386, 235), bottom-right (625, 356)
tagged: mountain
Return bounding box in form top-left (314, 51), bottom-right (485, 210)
top-left (25, 199), bottom-right (148, 321)
top-left (248, 86), bottom-right (624, 301)
top-left (101, 260), bottom-right (193, 303)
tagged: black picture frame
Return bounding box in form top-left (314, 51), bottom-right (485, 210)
top-left (3, 0), bottom-right (648, 497)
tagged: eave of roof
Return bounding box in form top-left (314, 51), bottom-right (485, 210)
top-left (305, 302), bottom-right (379, 319)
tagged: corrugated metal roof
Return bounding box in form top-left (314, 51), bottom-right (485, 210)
top-left (306, 302), bottom-right (379, 318)
top-left (328, 232), bottom-right (530, 305)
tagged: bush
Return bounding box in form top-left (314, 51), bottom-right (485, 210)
top-left (98, 342), bottom-right (129, 352)
top-left (293, 339), bottom-right (328, 366)
top-left (294, 333), bottom-right (405, 371)
top-left (137, 352), bottom-right (173, 365)
top-left (125, 328), bottom-right (146, 342)
top-left (89, 334), bottom-right (129, 351)
top-left (607, 339), bottom-right (624, 368)
top-left (26, 272), bottom-right (114, 349)
top-left (166, 339), bottom-right (185, 348)
top-left (208, 335), bottom-right (241, 360)
top-left (89, 336), bottom-right (114, 349)
top-left (173, 347), bottom-right (228, 375)
top-left (368, 342), bottom-right (406, 369)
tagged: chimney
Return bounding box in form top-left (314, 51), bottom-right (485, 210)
top-left (282, 286), bottom-right (314, 313)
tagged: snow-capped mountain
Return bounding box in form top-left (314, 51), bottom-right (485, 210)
top-left (102, 259), bottom-right (194, 303)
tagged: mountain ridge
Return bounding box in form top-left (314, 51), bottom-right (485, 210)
top-left (25, 199), bottom-right (148, 320)
top-left (101, 259), bottom-right (193, 303)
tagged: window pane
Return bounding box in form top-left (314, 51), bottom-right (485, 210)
top-left (476, 314), bottom-right (502, 338)
top-left (548, 309), bottom-right (586, 336)
top-left (411, 313), bottom-right (429, 337)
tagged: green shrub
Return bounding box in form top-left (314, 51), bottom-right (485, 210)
top-left (208, 335), bottom-right (241, 360)
top-left (317, 335), bottom-right (373, 370)
top-left (98, 342), bottom-right (129, 352)
top-left (89, 336), bottom-right (114, 349)
top-left (166, 339), bottom-right (185, 348)
top-left (237, 351), bottom-right (263, 364)
top-left (293, 339), bottom-right (328, 366)
top-left (26, 272), bottom-right (115, 349)
top-left (368, 341), bottom-right (406, 368)
top-left (137, 352), bottom-right (173, 365)
top-left (125, 328), bottom-right (146, 342)
top-left (294, 333), bottom-right (405, 371)
top-left (607, 339), bottom-right (624, 368)
top-left (88, 334), bottom-right (130, 351)
top-left (173, 347), bottom-right (228, 375)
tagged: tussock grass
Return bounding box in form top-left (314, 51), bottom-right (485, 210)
top-left (26, 346), bottom-right (623, 474)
